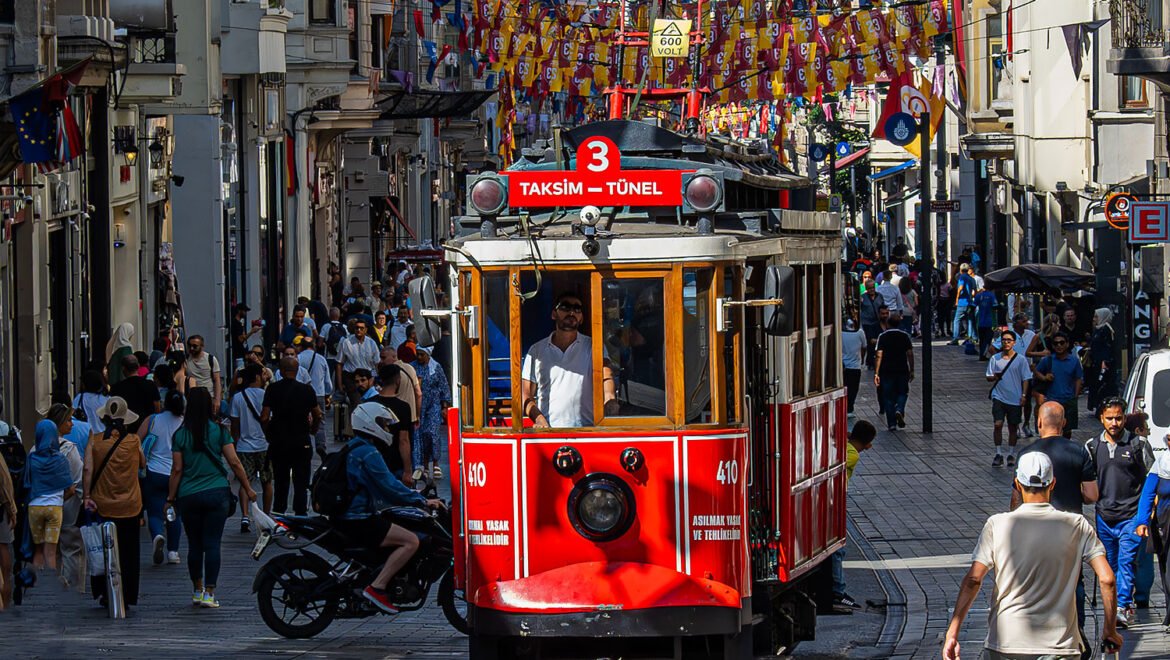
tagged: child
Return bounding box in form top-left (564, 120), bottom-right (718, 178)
top-left (833, 420), bottom-right (878, 613)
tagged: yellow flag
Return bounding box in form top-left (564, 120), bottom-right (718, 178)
top-left (901, 75), bottom-right (945, 159)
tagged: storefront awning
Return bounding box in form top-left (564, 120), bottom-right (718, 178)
top-left (869, 159), bottom-right (918, 182)
top-left (376, 89), bottom-right (495, 120)
top-left (834, 147), bottom-right (869, 170)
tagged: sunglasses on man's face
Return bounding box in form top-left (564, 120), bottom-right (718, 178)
top-left (556, 302), bottom-right (584, 313)
top-left (189, 343), bottom-right (203, 350)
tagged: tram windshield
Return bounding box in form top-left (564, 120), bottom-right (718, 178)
top-left (468, 266), bottom-right (729, 430)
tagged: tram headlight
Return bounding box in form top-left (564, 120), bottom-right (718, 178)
top-left (683, 174), bottom-right (722, 213)
top-left (469, 176), bottom-right (507, 215)
top-left (567, 474), bottom-right (635, 542)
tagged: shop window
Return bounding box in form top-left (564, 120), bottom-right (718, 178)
top-left (601, 276), bottom-right (667, 419)
top-left (682, 269), bottom-right (713, 423)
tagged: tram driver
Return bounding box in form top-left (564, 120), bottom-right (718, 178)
top-left (522, 292), bottom-right (619, 428)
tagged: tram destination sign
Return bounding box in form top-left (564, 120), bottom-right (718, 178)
top-left (507, 137), bottom-right (687, 208)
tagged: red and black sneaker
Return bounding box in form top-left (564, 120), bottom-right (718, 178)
top-left (362, 585), bottom-right (400, 615)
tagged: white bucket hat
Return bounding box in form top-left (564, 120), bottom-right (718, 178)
top-left (95, 396), bottom-right (140, 426)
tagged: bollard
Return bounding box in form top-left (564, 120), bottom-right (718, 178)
top-left (102, 521), bottom-right (125, 619)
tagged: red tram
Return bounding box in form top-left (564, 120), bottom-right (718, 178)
top-left (426, 118), bottom-right (849, 659)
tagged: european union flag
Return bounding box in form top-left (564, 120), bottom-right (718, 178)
top-left (9, 87), bottom-right (56, 164)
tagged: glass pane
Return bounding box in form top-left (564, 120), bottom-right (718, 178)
top-left (603, 277), bottom-right (667, 417)
top-left (482, 272), bottom-right (513, 427)
top-left (722, 267), bottom-right (741, 422)
top-left (519, 271), bottom-right (594, 427)
top-left (683, 269), bottom-right (713, 423)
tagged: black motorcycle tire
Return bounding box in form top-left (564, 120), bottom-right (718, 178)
top-left (438, 567), bottom-right (470, 635)
top-left (256, 554), bottom-right (340, 639)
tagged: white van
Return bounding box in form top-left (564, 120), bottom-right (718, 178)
top-left (1122, 348), bottom-right (1170, 455)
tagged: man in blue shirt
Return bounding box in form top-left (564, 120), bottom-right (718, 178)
top-left (277, 305), bottom-right (316, 352)
top-left (973, 287), bottom-right (998, 361)
top-left (341, 401), bottom-right (442, 615)
top-left (949, 263), bottom-right (978, 344)
top-left (1033, 332), bottom-right (1085, 435)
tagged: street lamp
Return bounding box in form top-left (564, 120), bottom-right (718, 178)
top-left (123, 144), bottom-right (139, 167)
top-left (148, 140), bottom-right (165, 168)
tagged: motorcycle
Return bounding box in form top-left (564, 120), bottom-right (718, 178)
top-left (249, 493), bottom-right (468, 639)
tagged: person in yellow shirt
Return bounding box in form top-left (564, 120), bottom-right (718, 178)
top-left (834, 420), bottom-right (877, 613)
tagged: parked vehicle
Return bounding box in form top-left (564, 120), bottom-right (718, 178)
top-left (249, 498), bottom-right (468, 639)
top-left (1123, 348), bottom-right (1170, 454)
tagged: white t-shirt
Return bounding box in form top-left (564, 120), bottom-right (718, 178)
top-left (73, 392), bottom-right (109, 433)
top-left (298, 349), bottom-right (332, 397)
top-left (522, 333), bottom-right (598, 428)
top-left (842, 329), bottom-right (866, 370)
top-left (143, 411), bottom-right (184, 476)
top-left (230, 387), bottom-right (268, 452)
top-left (986, 351), bottom-right (1032, 406)
top-left (185, 353), bottom-right (221, 390)
top-left (972, 503), bottom-right (1104, 655)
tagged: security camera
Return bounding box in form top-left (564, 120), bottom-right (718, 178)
top-left (582, 236), bottom-right (600, 258)
top-left (580, 205), bottom-right (602, 226)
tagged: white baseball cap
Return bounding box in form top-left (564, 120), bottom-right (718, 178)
top-left (1016, 452), bottom-right (1054, 488)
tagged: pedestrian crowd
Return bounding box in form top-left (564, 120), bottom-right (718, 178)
top-left (0, 263), bottom-right (451, 614)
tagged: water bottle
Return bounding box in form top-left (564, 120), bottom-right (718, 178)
top-left (165, 505), bottom-right (176, 523)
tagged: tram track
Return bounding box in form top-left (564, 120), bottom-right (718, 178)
top-left (847, 515), bottom-right (907, 658)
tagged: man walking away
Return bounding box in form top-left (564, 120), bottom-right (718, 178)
top-left (948, 263), bottom-right (977, 344)
top-left (973, 286), bottom-right (998, 361)
top-left (261, 358), bottom-right (322, 516)
top-left (874, 312), bottom-right (913, 432)
top-left (943, 452), bottom-right (1120, 660)
top-left (1033, 332), bottom-right (1084, 437)
top-left (986, 330), bottom-right (1031, 468)
top-left (297, 335), bottom-right (332, 459)
top-left (842, 319), bottom-right (866, 415)
top-left (1014, 401), bottom-right (1099, 647)
top-left (321, 307), bottom-right (348, 391)
top-left (1088, 396), bottom-right (1155, 629)
top-left (229, 365), bottom-right (271, 532)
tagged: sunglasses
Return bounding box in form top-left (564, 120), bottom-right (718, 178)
top-left (251, 350), bottom-right (264, 357)
top-left (1053, 340), bottom-right (1068, 345)
top-left (556, 302), bottom-right (584, 313)
top-left (189, 343), bottom-right (203, 349)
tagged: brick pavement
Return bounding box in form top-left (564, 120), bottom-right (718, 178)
top-left (847, 338), bottom-right (1170, 659)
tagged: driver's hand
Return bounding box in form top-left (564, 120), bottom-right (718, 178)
top-left (425, 498), bottom-right (445, 510)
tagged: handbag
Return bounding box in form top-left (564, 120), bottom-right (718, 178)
top-left (194, 425), bottom-right (239, 517)
top-left (73, 392), bottom-right (89, 423)
top-left (988, 353), bottom-right (1020, 400)
top-left (139, 416), bottom-right (158, 479)
top-left (80, 520), bottom-right (106, 577)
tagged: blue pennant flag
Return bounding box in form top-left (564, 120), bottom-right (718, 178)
top-left (423, 40), bottom-right (438, 83)
top-left (9, 87), bottom-right (57, 165)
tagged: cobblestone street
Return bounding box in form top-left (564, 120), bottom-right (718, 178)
top-left (3, 340), bottom-right (1170, 659)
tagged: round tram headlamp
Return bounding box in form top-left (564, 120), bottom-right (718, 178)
top-left (567, 474), bottom-right (635, 542)
top-left (684, 174), bottom-right (722, 213)
top-left (470, 176), bottom-right (506, 215)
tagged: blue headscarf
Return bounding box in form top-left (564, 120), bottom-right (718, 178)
top-left (24, 419), bottom-right (73, 499)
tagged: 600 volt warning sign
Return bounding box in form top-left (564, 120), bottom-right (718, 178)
top-left (651, 19), bottom-right (691, 58)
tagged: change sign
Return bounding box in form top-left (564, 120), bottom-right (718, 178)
top-left (651, 19), bottom-right (691, 58)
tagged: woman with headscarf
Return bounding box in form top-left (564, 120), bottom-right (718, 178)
top-left (25, 419), bottom-right (75, 572)
top-left (45, 404), bottom-right (85, 588)
top-left (106, 323), bottom-right (136, 386)
top-left (1086, 307), bottom-right (1116, 411)
top-left (82, 396), bottom-right (145, 607)
top-left (411, 347), bottom-right (450, 481)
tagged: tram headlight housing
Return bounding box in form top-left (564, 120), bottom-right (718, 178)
top-left (682, 171), bottom-right (724, 214)
top-left (567, 473), bottom-right (636, 542)
top-left (469, 175), bottom-right (507, 215)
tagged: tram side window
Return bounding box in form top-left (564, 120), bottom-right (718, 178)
top-left (822, 264), bottom-right (840, 389)
top-left (723, 267), bottom-right (742, 423)
top-left (683, 269), bottom-right (714, 423)
top-left (603, 277), bottom-right (668, 418)
top-left (482, 273), bottom-right (513, 426)
top-left (518, 271), bottom-right (601, 428)
top-left (807, 264), bottom-right (824, 393)
top-left (789, 266), bottom-right (806, 398)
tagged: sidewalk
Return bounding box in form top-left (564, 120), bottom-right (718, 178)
top-left (846, 338), bottom-right (1170, 659)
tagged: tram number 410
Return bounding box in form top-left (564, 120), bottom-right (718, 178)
top-left (467, 462), bottom-right (487, 487)
top-left (716, 460), bottom-right (739, 485)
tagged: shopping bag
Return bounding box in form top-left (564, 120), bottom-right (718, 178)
top-left (80, 523), bottom-right (106, 577)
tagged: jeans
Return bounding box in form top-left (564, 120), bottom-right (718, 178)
top-left (178, 487), bottom-right (231, 588)
top-left (977, 326), bottom-right (993, 359)
top-left (271, 455), bottom-right (312, 516)
top-left (1096, 515), bottom-right (1142, 608)
top-left (879, 374), bottom-right (909, 429)
top-left (1135, 539), bottom-right (1155, 604)
top-left (142, 470), bottom-right (182, 552)
top-left (844, 368), bottom-right (861, 413)
top-left (89, 515), bottom-right (141, 606)
top-left (831, 546), bottom-right (847, 596)
top-left (952, 303), bottom-right (975, 341)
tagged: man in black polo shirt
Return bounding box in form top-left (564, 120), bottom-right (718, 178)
top-left (1088, 396), bottom-right (1155, 630)
top-left (874, 312), bottom-right (914, 432)
top-left (261, 357), bottom-right (323, 515)
top-left (1013, 401), bottom-right (1099, 651)
top-left (109, 355), bottom-right (160, 421)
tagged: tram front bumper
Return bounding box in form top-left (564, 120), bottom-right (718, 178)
top-left (470, 561), bottom-right (744, 637)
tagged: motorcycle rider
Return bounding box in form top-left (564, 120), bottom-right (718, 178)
top-left (342, 401), bottom-right (443, 614)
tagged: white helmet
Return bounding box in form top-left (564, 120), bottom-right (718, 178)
top-left (351, 401), bottom-right (399, 445)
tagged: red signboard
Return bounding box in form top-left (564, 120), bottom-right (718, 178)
top-left (507, 136), bottom-right (687, 208)
top-left (1129, 201), bottom-right (1170, 244)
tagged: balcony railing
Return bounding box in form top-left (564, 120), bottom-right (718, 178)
top-left (127, 32), bottom-right (177, 64)
top-left (1111, 0), bottom-right (1167, 48)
